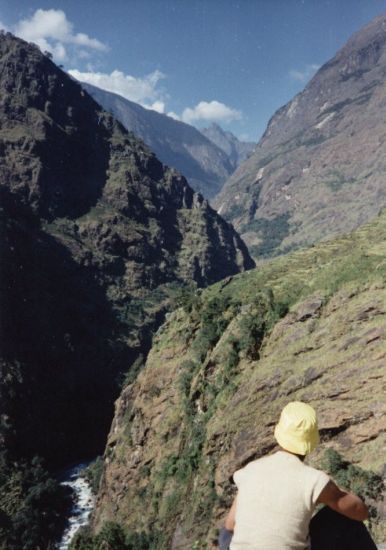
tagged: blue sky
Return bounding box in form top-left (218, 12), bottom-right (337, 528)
top-left (2, 0), bottom-right (386, 141)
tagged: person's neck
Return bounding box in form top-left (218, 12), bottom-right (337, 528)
top-left (279, 448), bottom-right (306, 462)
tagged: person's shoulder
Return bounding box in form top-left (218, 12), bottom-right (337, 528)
top-left (301, 461), bottom-right (330, 483)
top-left (233, 453), bottom-right (276, 483)
top-left (243, 453), bottom-right (276, 471)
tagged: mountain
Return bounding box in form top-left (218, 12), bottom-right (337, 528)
top-left (214, 13), bottom-right (386, 257)
top-left (91, 211), bottom-right (386, 547)
top-left (200, 122), bottom-right (255, 170)
top-left (0, 30), bottom-right (253, 473)
top-left (0, 30), bottom-right (255, 546)
top-left (80, 83), bottom-right (234, 198)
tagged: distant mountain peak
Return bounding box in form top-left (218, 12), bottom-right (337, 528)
top-left (200, 123), bottom-right (255, 171)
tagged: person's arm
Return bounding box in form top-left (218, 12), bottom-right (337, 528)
top-left (218, 497), bottom-right (237, 550)
top-left (317, 480), bottom-right (369, 521)
top-left (225, 496), bottom-right (237, 531)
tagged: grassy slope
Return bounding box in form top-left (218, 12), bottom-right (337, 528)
top-left (93, 212), bottom-right (386, 548)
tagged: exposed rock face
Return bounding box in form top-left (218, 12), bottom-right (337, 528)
top-left (93, 213), bottom-right (386, 547)
top-left (81, 83), bottom-right (234, 198)
top-left (214, 13), bottom-right (386, 257)
top-left (200, 123), bottom-right (255, 171)
top-left (0, 32), bottom-right (254, 466)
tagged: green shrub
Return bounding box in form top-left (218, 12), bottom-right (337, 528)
top-left (96, 522), bottom-right (127, 547)
top-left (242, 213), bottom-right (291, 258)
top-left (321, 449), bottom-right (384, 523)
top-left (119, 354), bottom-right (145, 388)
top-left (0, 454), bottom-right (72, 549)
top-left (191, 295), bottom-right (238, 362)
top-left (222, 203), bottom-right (245, 222)
top-left (237, 313), bottom-right (265, 359)
top-left (178, 361), bottom-right (197, 397)
top-left (70, 522), bottom-right (162, 550)
top-left (125, 529), bottom-right (160, 549)
top-left (69, 525), bottom-right (94, 549)
top-left (212, 338), bottom-right (240, 395)
top-left (172, 284), bottom-right (201, 314)
top-left (324, 170), bottom-right (356, 192)
top-left (83, 456), bottom-right (104, 495)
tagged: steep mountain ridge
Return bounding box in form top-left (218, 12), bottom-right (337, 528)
top-left (81, 83), bottom-right (234, 198)
top-left (0, 32), bottom-right (253, 469)
top-left (92, 211), bottom-right (386, 548)
top-left (200, 122), bottom-right (255, 170)
top-left (214, 13), bottom-right (386, 257)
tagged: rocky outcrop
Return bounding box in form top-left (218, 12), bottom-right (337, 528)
top-left (200, 123), bottom-right (255, 171)
top-left (0, 32), bottom-right (254, 467)
top-left (214, 13), bottom-right (386, 257)
top-left (81, 83), bottom-right (234, 198)
top-left (93, 212), bottom-right (386, 547)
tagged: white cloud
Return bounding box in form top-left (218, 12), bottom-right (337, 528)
top-left (181, 100), bottom-right (242, 124)
top-left (69, 69), bottom-right (242, 124)
top-left (289, 63), bottom-right (320, 83)
top-left (69, 68), bottom-right (167, 109)
top-left (4, 10), bottom-right (243, 127)
top-left (147, 100), bottom-right (165, 113)
top-left (71, 32), bottom-right (106, 50)
top-left (13, 9), bottom-right (108, 62)
top-left (167, 111), bottom-right (180, 121)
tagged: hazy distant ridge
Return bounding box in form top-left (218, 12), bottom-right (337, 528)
top-left (81, 83), bottom-right (234, 198)
top-left (200, 122), bottom-right (255, 170)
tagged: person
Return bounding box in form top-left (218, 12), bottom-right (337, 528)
top-left (219, 401), bottom-right (377, 550)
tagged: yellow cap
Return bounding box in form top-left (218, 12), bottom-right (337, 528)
top-left (274, 401), bottom-right (320, 455)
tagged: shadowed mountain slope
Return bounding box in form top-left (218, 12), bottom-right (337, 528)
top-left (214, 13), bottom-right (386, 257)
top-left (0, 31), bottom-right (254, 468)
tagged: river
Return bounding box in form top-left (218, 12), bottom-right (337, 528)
top-left (57, 462), bottom-right (95, 549)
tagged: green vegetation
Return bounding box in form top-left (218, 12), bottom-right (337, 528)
top-left (83, 457), bottom-right (104, 495)
top-left (222, 203), bottom-right (245, 222)
top-left (0, 454), bottom-right (72, 549)
top-left (321, 449), bottom-right (384, 528)
top-left (324, 169), bottom-right (356, 192)
top-left (118, 354), bottom-right (145, 389)
top-left (146, 289), bottom-right (289, 543)
top-left (205, 212), bottom-right (386, 309)
top-left (171, 283), bottom-right (201, 315)
top-left (236, 294), bottom-right (287, 359)
top-left (95, 212), bottom-right (386, 547)
top-left (242, 213), bottom-right (291, 257)
top-left (163, 216), bottom-right (386, 544)
top-left (70, 522), bottom-right (162, 549)
top-left (133, 209), bottom-right (386, 541)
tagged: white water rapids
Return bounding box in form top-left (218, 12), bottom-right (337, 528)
top-left (57, 462), bottom-right (95, 549)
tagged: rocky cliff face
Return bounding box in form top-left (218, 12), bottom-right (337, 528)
top-left (214, 13), bottom-right (386, 257)
top-left (81, 83), bottom-right (234, 199)
top-left (93, 212), bottom-right (386, 547)
top-left (200, 123), bottom-right (255, 171)
top-left (0, 32), bottom-right (254, 467)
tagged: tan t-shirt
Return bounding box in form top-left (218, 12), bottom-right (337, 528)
top-left (230, 451), bottom-right (330, 550)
